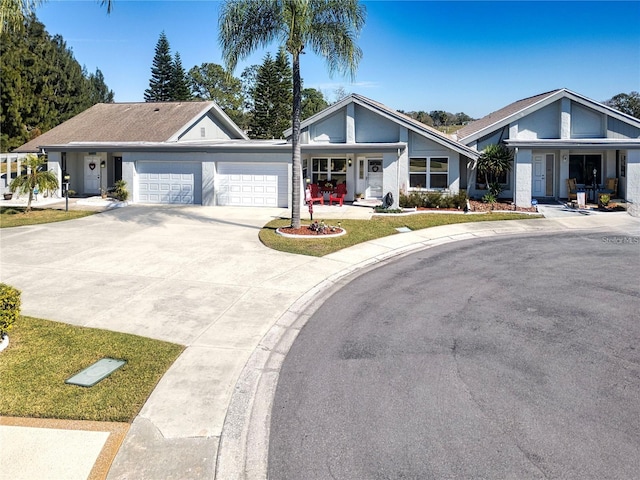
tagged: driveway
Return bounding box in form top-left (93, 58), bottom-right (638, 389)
top-left (0, 205), bottom-right (345, 478)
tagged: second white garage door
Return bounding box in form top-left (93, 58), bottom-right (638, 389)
top-left (217, 163), bottom-right (288, 207)
top-left (137, 162), bottom-right (201, 204)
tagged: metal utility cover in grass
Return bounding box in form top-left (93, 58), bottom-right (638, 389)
top-left (395, 227), bottom-right (412, 233)
top-left (65, 358), bottom-right (126, 387)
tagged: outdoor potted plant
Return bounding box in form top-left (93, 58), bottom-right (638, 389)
top-left (598, 193), bottom-right (611, 210)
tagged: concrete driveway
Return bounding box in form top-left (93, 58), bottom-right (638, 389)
top-left (0, 204), bottom-right (373, 478)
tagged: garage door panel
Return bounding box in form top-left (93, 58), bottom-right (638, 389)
top-left (217, 163), bottom-right (288, 208)
top-left (138, 162), bottom-right (200, 204)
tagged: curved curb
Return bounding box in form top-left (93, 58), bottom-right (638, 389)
top-left (214, 226), bottom-right (552, 479)
top-left (214, 217), bottom-right (639, 479)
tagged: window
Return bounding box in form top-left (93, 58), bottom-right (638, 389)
top-left (475, 169), bottom-right (509, 187)
top-left (311, 157), bottom-right (347, 185)
top-left (409, 157), bottom-right (449, 189)
top-left (569, 154), bottom-right (602, 185)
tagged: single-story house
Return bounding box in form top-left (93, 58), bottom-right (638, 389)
top-left (456, 89), bottom-right (640, 214)
top-left (8, 89), bottom-right (640, 215)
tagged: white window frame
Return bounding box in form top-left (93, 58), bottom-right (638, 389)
top-left (409, 156), bottom-right (449, 190)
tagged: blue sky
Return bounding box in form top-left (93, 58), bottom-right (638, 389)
top-left (37, 0), bottom-right (640, 119)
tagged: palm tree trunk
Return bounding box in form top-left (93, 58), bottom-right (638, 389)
top-left (290, 53), bottom-right (302, 229)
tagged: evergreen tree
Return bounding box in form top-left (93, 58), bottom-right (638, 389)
top-left (170, 52), bottom-right (192, 101)
top-left (87, 68), bottom-right (115, 104)
top-left (144, 32), bottom-right (173, 102)
top-left (250, 50), bottom-right (292, 139)
top-left (1, 14), bottom-right (112, 150)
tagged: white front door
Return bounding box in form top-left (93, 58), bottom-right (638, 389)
top-left (84, 156), bottom-right (101, 194)
top-left (532, 154), bottom-right (545, 197)
top-left (366, 158), bottom-right (383, 198)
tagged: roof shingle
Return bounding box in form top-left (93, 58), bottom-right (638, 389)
top-left (14, 101), bottom-right (215, 152)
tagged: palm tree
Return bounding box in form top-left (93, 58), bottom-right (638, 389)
top-left (477, 143), bottom-right (513, 194)
top-left (219, 0), bottom-right (366, 228)
top-left (1, 0), bottom-right (112, 33)
top-left (9, 154), bottom-right (59, 211)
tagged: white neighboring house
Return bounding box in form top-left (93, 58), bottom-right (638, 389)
top-left (455, 89), bottom-right (640, 215)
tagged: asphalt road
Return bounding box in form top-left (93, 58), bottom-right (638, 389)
top-left (268, 231), bottom-right (640, 480)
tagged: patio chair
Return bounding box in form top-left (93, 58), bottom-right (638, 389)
top-left (329, 183), bottom-right (347, 206)
top-left (566, 178), bottom-right (578, 201)
top-left (307, 183), bottom-right (324, 205)
top-left (601, 178), bottom-right (618, 197)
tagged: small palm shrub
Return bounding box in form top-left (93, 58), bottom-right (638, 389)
top-left (0, 283), bottom-right (21, 339)
top-left (113, 180), bottom-right (129, 201)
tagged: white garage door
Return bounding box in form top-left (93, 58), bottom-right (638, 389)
top-left (138, 162), bottom-right (201, 204)
top-left (217, 163), bottom-right (288, 207)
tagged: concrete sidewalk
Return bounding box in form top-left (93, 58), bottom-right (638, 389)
top-left (0, 205), bottom-right (638, 480)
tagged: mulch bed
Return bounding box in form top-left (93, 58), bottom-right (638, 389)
top-left (277, 225), bottom-right (345, 236)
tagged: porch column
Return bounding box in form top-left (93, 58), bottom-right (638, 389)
top-left (514, 149), bottom-right (532, 207)
top-left (626, 149), bottom-right (640, 217)
top-left (47, 152), bottom-right (62, 197)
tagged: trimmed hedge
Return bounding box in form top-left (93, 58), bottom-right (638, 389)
top-left (0, 283), bottom-right (21, 338)
top-left (399, 190), bottom-right (468, 209)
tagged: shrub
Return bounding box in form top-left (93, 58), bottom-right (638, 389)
top-left (452, 190), bottom-right (468, 208)
top-left (482, 192), bottom-right (497, 204)
top-left (113, 180), bottom-right (129, 201)
top-left (0, 283), bottom-right (21, 338)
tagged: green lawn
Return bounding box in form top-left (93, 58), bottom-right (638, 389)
top-left (0, 206), bottom-right (97, 228)
top-left (259, 212), bottom-right (540, 257)
top-left (0, 316), bottom-right (184, 422)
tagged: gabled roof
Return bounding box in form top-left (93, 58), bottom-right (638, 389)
top-left (456, 88), bottom-right (640, 145)
top-left (284, 93), bottom-right (480, 159)
top-left (14, 101), bottom-right (248, 153)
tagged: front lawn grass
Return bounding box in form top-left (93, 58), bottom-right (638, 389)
top-left (260, 212), bottom-right (540, 257)
top-left (0, 316), bottom-right (184, 422)
top-left (0, 206), bottom-right (97, 228)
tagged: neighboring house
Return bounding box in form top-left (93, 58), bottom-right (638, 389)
top-left (7, 89), bottom-right (640, 216)
top-left (284, 94), bottom-right (479, 203)
top-left (456, 89), bottom-right (640, 214)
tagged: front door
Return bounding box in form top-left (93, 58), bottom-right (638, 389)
top-left (366, 158), bottom-right (383, 198)
top-left (532, 154), bottom-right (545, 197)
top-left (84, 156), bottom-right (101, 194)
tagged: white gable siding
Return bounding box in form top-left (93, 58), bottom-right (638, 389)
top-left (608, 117), bottom-right (640, 139)
top-left (178, 114), bottom-right (234, 141)
top-left (571, 103), bottom-right (604, 138)
top-left (516, 102), bottom-right (560, 139)
top-left (310, 109), bottom-right (346, 143)
top-left (354, 105), bottom-right (399, 143)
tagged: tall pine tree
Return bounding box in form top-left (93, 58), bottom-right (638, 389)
top-left (144, 32), bottom-right (173, 102)
top-left (170, 52), bottom-right (191, 101)
top-left (250, 49), bottom-right (292, 139)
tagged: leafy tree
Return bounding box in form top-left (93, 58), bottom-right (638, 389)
top-left (189, 62), bottom-right (246, 127)
top-left (605, 91), bottom-right (640, 119)
top-left (169, 52), bottom-right (192, 101)
top-left (220, 0), bottom-right (366, 228)
top-left (9, 154), bottom-right (59, 211)
top-left (301, 87), bottom-right (327, 119)
top-left (144, 32), bottom-right (173, 102)
top-left (1, 0), bottom-right (112, 34)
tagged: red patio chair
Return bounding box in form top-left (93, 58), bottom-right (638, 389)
top-left (307, 184), bottom-right (324, 205)
top-left (329, 183), bottom-right (347, 206)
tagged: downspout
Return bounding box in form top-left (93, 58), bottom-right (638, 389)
top-left (513, 147), bottom-right (518, 208)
